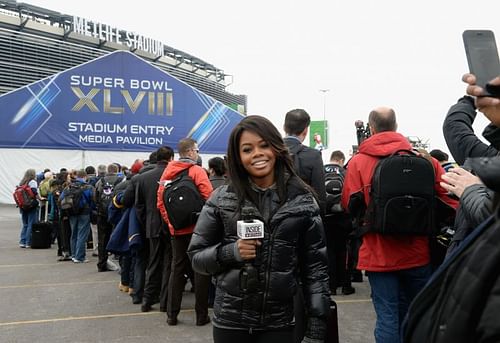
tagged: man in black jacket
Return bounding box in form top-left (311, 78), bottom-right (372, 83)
top-left (283, 108), bottom-right (326, 214)
top-left (94, 163), bottom-right (123, 272)
top-left (283, 109), bottom-right (327, 343)
top-left (135, 146), bottom-right (174, 312)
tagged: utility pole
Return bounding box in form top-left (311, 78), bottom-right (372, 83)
top-left (319, 89), bottom-right (329, 148)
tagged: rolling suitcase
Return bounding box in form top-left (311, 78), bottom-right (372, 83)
top-left (31, 205), bottom-right (52, 249)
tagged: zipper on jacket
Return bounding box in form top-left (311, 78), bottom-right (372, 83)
top-left (260, 221), bottom-right (276, 325)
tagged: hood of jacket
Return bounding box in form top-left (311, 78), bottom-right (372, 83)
top-left (359, 131), bottom-right (412, 157)
top-left (164, 160), bottom-right (195, 179)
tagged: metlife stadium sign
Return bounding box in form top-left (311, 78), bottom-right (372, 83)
top-left (0, 51), bottom-right (244, 153)
top-left (72, 16), bottom-right (164, 57)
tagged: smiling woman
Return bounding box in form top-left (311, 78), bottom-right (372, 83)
top-left (238, 130), bottom-right (276, 188)
top-left (188, 115), bottom-right (331, 343)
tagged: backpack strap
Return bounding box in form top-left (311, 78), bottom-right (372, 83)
top-left (174, 166), bottom-right (192, 180)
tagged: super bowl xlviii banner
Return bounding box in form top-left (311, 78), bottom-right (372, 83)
top-left (0, 51), bottom-right (244, 153)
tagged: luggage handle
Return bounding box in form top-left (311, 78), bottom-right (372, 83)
top-left (40, 199), bottom-right (49, 222)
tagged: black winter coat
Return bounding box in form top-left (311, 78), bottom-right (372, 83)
top-left (443, 96), bottom-right (500, 165)
top-left (284, 137), bottom-right (327, 215)
top-left (187, 177), bottom-right (330, 330)
top-left (134, 162), bottom-right (168, 238)
top-left (447, 183), bottom-right (494, 254)
top-left (404, 207), bottom-right (500, 343)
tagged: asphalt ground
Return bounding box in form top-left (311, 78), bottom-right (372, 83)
top-left (0, 204), bottom-right (375, 343)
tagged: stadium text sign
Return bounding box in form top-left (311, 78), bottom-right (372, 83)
top-left (72, 16), bottom-right (164, 57)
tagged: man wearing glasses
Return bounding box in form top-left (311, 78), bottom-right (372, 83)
top-left (157, 138), bottom-right (213, 326)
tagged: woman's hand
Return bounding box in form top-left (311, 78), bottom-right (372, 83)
top-left (237, 239), bottom-right (261, 260)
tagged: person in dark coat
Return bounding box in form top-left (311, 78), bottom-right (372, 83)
top-left (443, 95), bottom-right (500, 165)
top-left (94, 163), bottom-right (124, 272)
top-left (403, 156), bottom-right (500, 343)
top-left (441, 73), bottom-right (500, 253)
top-left (283, 109), bottom-right (327, 342)
top-left (208, 156), bottom-right (227, 190)
top-left (323, 150), bottom-right (355, 296)
top-left (135, 146), bottom-right (174, 312)
top-left (188, 115), bottom-right (330, 343)
top-left (283, 108), bottom-right (326, 215)
top-left (440, 166), bottom-right (494, 254)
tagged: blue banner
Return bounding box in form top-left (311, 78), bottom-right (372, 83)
top-left (0, 51), bottom-right (244, 153)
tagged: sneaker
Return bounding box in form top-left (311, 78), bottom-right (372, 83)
top-left (119, 282), bottom-right (129, 293)
top-left (73, 259), bottom-right (89, 263)
top-left (19, 244), bottom-right (26, 248)
top-left (58, 254), bottom-right (72, 262)
top-left (106, 260), bottom-right (120, 272)
top-left (25, 245), bottom-right (31, 248)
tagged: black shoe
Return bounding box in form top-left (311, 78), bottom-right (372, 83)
top-left (330, 288), bottom-right (337, 296)
top-left (98, 267), bottom-right (110, 272)
top-left (166, 316), bottom-right (178, 326)
top-left (141, 302), bottom-right (152, 312)
top-left (351, 272), bottom-right (363, 283)
top-left (342, 286), bottom-right (356, 295)
top-left (132, 295), bottom-right (142, 304)
top-left (196, 315), bottom-right (211, 326)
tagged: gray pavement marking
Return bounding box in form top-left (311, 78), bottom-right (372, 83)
top-left (0, 309), bottom-right (197, 327)
top-left (0, 263), bottom-right (74, 268)
top-left (0, 280), bottom-right (116, 289)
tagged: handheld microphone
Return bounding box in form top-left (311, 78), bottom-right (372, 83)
top-left (237, 217), bottom-right (264, 240)
top-left (237, 206), bottom-right (263, 293)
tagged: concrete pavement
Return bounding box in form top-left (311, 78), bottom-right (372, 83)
top-left (0, 204), bottom-right (375, 343)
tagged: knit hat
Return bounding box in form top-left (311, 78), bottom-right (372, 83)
top-left (130, 160), bottom-right (144, 175)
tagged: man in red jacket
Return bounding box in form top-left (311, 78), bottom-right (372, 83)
top-left (157, 138), bottom-right (213, 326)
top-left (341, 107), bottom-right (458, 343)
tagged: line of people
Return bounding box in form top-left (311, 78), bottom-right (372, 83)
top-left (15, 72), bottom-right (500, 343)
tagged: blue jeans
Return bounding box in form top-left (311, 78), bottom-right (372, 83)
top-left (19, 207), bottom-right (38, 246)
top-left (69, 214), bottom-right (91, 261)
top-left (367, 264), bottom-right (432, 343)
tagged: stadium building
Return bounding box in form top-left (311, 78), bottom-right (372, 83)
top-left (0, 0), bottom-right (247, 112)
top-left (0, 0), bottom-right (246, 204)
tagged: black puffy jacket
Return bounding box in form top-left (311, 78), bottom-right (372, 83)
top-left (447, 183), bottom-right (494, 255)
top-left (187, 177), bottom-right (330, 330)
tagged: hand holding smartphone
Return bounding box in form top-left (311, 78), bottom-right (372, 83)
top-left (463, 30), bottom-right (500, 98)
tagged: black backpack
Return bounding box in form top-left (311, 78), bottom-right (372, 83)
top-left (162, 168), bottom-right (205, 230)
top-left (324, 165), bottom-right (345, 214)
top-left (364, 149), bottom-right (436, 235)
top-left (97, 177), bottom-right (122, 216)
top-left (60, 183), bottom-right (85, 215)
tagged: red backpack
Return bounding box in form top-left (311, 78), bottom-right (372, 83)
top-left (13, 184), bottom-right (37, 211)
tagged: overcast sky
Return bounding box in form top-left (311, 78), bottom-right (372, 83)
top-left (26, 0), bottom-right (499, 161)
